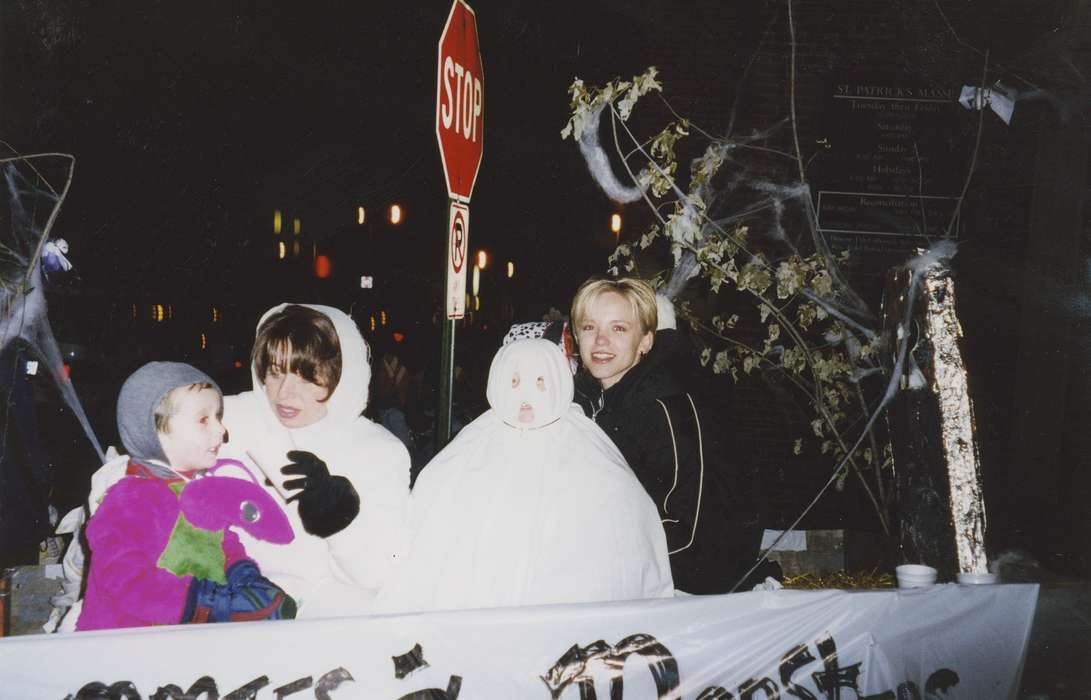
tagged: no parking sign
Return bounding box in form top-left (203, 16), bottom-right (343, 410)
top-left (446, 201), bottom-right (469, 319)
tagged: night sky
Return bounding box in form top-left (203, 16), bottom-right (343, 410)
top-left (1, 1), bottom-right (662, 336)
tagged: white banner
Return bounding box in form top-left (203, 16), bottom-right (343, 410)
top-left (0, 584), bottom-right (1037, 699)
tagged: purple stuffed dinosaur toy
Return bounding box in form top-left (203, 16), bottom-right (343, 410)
top-left (78, 459), bottom-right (294, 631)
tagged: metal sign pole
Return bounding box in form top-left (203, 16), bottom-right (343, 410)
top-left (437, 199), bottom-right (457, 450)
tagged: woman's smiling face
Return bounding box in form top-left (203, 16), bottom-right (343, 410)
top-left (576, 291), bottom-right (653, 390)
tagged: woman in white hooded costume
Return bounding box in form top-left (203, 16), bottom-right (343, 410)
top-left (376, 338), bottom-right (672, 613)
top-left (223, 303), bottom-right (410, 617)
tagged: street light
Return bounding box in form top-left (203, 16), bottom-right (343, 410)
top-left (610, 213), bottom-right (622, 234)
top-left (389, 204), bottom-right (403, 225)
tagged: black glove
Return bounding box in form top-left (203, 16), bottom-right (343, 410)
top-left (281, 450), bottom-right (360, 538)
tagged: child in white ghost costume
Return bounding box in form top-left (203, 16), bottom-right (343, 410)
top-left (376, 338), bottom-right (673, 613)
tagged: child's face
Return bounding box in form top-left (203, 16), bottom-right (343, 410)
top-left (158, 387), bottom-right (225, 472)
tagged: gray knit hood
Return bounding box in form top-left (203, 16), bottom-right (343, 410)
top-left (117, 361), bottom-right (221, 474)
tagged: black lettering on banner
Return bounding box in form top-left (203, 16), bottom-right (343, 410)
top-left (71, 681), bottom-right (142, 700)
top-left (394, 644), bottom-right (430, 679)
top-left (272, 675), bottom-right (312, 699)
top-left (540, 634), bottom-right (680, 700)
top-left (779, 644), bottom-right (818, 700)
top-left (395, 674), bottom-right (462, 700)
top-left (223, 676), bottom-right (269, 700)
top-left (810, 635), bottom-right (862, 700)
top-left (738, 676), bottom-right (780, 699)
top-left (895, 682), bottom-right (920, 700)
top-left (541, 640), bottom-right (611, 699)
top-left (152, 676), bottom-right (220, 699)
top-left (314, 667), bottom-right (354, 700)
top-left (924, 668), bottom-right (959, 696)
top-left (696, 687), bottom-right (736, 699)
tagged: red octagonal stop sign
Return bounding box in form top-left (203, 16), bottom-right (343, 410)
top-left (436, 0), bottom-right (484, 203)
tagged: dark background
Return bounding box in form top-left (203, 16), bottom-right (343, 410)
top-left (3, 0), bottom-right (1089, 576)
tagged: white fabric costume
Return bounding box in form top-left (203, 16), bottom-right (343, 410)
top-left (223, 303), bottom-right (410, 617)
top-left (376, 339), bottom-right (673, 613)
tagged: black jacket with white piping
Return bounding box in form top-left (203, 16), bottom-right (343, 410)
top-left (574, 328), bottom-right (760, 594)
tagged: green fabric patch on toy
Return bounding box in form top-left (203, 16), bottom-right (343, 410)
top-left (157, 512), bottom-right (226, 583)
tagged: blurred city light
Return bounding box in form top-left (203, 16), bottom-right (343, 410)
top-left (370, 316), bottom-right (377, 332)
top-left (474, 295), bottom-right (480, 311)
top-left (274, 210), bottom-right (282, 235)
top-left (393, 332), bottom-right (405, 343)
top-left (389, 204), bottom-right (403, 225)
top-left (314, 254), bottom-right (332, 279)
top-left (292, 241), bottom-right (301, 257)
top-left (293, 218), bottom-right (302, 235)
top-left (610, 213), bottom-right (622, 234)
top-left (476, 249), bottom-right (488, 269)
top-left (381, 310), bottom-right (388, 326)
top-left (211, 307), bottom-right (220, 323)
top-left (472, 265), bottom-right (480, 296)
top-left (357, 206), bottom-right (366, 225)
top-left (200, 333), bottom-right (207, 350)
top-left (277, 241), bottom-right (287, 259)
top-left (507, 261), bottom-right (514, 278)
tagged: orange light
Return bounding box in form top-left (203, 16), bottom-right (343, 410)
top-left (200, 333), bottom-right (207, 350)
top-left (389, 204), bottom-right (402, 225)
top-left (314, 254), bottom-right (332, 279)
top-left (392, 332), bottom-right (405, 343)
top-left (610, 213), bottom-right (622, 234)
top-left (233, 360), bottom-right (243, 369)
top-left (62, 362), bottom-right (71, 379)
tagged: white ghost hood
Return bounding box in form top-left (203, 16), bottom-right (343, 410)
top-left (486, 339), bottom-right (572, 430)
top-left (249, 303), bottom-right (371, 430)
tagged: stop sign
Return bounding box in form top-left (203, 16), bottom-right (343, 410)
top-left (436, 0), bottom-right (484, 203)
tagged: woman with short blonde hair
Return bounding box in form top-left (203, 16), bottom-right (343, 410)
top-left (571, 276), bottom-right (760, 594)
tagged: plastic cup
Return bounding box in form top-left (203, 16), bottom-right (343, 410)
top-left (896, 564), bottom-right (937, 589)
top-left (957, 571), bottom-right (997, 585)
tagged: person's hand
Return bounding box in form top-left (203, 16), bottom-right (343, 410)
top-left (281, 450), bottom-right (360, 538)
